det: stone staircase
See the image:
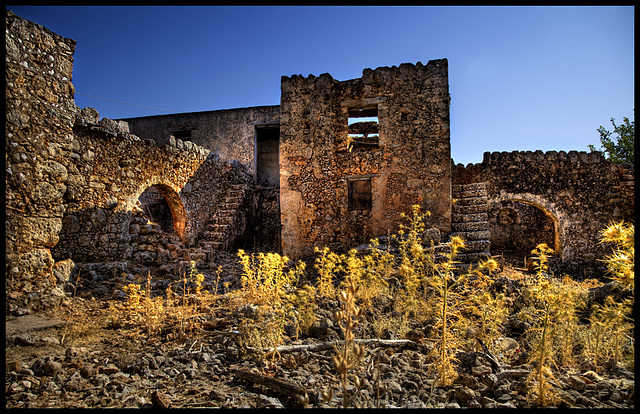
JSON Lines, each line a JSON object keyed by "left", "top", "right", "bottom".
{"left": 449, "top": 182, "right": 492, "bottom": 267}
{"left": 198, "top": 183, "right": 249, "bottom": 253}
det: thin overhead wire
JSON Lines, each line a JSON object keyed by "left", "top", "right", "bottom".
{"left": 75, "top": 92, "right": 176, "bottom": 113}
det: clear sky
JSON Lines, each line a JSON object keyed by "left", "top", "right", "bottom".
{"left": 6, "top": 5, "right": 634, "bottom": 165}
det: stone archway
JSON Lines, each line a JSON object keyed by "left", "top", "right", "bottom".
{"left": 490, "top": 194, "right": 563, "bottom": 261}
{"left": 138, "top": 186, "right": 175, "bottom": 234}
{"left": 133, "top": 183, "right": 188, "bottom": 242}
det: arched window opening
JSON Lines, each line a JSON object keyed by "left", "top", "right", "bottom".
{"left": 490, "top": 200, "right": 558, "bottom": 265}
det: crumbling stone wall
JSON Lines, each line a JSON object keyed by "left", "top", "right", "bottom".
{"left": 49, "top": 107, "right": 212, "bottom": 263}
{"left": 51, "top": 111, "right": 257, "bottom": 265}
{"left": 280, "top": 60, "right": 451, "bottom": 259}
{"left": 453, "top": 151, "right": 635, "bottom": 275}
{"left": 121, "top": 105, "right": 281, "bottom": 177}
{"left": 5, "top": 11, "right": 251, "bottom": 312}
{"left": 5, "top": 10, "right": 78, "bottom": 312}
{"left": 488, "top": 200, "right": 556, "bottom": 261}
{"left": 7, "top": 9, "right": 634, "bottom": 314}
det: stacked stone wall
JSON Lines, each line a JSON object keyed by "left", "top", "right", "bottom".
{"left": 5, "top": 11, "right": 252, "bottom": 312}
{"left": 280, "top": 60, "right": 451, "bottom": 259}
{"left": 121, "top": 105, "right": 281, "bottom": 175}
{"left": 51, "top": 112, "right": 255, "bottom": 264}
{"left": 452, "top": 150, "right": 634, "bottom": 275}
{"left": 5, "top": 10, "right": 78, "bottom": 312}
{"left": 49, "top": 106, "right": 210, "bottom": 262}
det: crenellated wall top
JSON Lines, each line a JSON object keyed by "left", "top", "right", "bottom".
{"left": 481, "top": 150, "right": 607, "bottom": 166}
{"left": 281, "top": 59, "right": 448, "bottom": 85}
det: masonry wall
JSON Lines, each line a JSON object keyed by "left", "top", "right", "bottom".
{"left": 49, "top": 106, "right": 220, "bottom": 263}
{"left": 5, "top": 11, "right": 252, "bottom": 312}
{"left": 452, "top": 150, "right": 635, "bottom": 276}
{"left": 121, "top": 105, "right": 281, "bottom": 176}
{"left": 5, "top": 10, "right": 79, "bottom": 312}
{"left": 280, "top": 60, "right": 451, "bottom": 259}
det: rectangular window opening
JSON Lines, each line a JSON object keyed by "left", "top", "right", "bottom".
{"left": 168, "top": 125, "right": 196, "bottom": 142}
{"left": 348, "top": 106, "right": 379, "bottom": 151}
{"left": 173, "top": 130, "right": 192, "bottom": 141}
{"left": 348, "top": 178, "right": 372, "bottom": 211}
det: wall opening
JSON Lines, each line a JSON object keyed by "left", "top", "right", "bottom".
{"left": 347, "top": 105, "right": 379, "bottom": 151}
{"left": 136, "top": 184, "right": 188, "bottom": 240}
{"left": 348, "top": 178, "right": 372, "bottom": 211}
{"left": 255, "top": 126, "right": 280, "bottom": 187}
{"left": 489, "top": 199, "right": 559, "bottom": 264}
{"left": 138, "top": 186, "right": 174, "bottom": 234}
{"left": 168, "top": 124, "right": 196, "bottom": 141}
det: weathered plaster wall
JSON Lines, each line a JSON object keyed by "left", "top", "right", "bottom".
{"left": 120, "top": 105, "right": 280, "bottom": 176}
{"left": 453, "top": 150, "right": 635, "bottom": 275}
{"left": 280, "top": 60, "right": 451, "bottom": 259}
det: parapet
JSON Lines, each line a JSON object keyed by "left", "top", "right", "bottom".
{"left": 281, "top": 59, "right": 448, "bottom": 85}
{"left": 481, "top": 150, "right": 606, "bottom": 166}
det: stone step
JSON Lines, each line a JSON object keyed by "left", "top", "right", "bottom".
{"left": 203, "top": 231, "right": 225, "bottom": 241}
{"left": 217, "top": 209, "right": 239, "bottom": 215}
{"left": 212, "top": 216, "right": 235, "bottom": 225}
{"left": 220, "top": 196, "right": 241, "bottom": 203}
{"left": 222, "top": 202, "right": 242, "bottom": 210}
{"left": 207, "top": 222, "right": 229, "bottom": 232}
{"left": 452, "top": 203, "right": 487, "bottom": 214}
{"left": 460, "top": 240, "right": 491, "bottom": 252}
{"left": 452, "top": 188, "right": 488, "bottom": 199}
{"left": 204, "top": 241, "right": 224, "bottom": 250}
{"left": 451, "top": 212, "right": 488, "bottom": 223}
{"left": 449, "top": 230, "right": 491, "bottom": 241}
{"left": 454, "top": 252, "right": 492, "bottom": 263}
{"left": 453, "top": 196, "right": 488, "bottom": 206}
{"left": 452, "top": 182, "right": 486, "bottom": 192}
{"left": 199, "top": 241, "right": 219, "bottom": 250}
{"left": 451, "top": 221, "right": 490, "bottom": 232}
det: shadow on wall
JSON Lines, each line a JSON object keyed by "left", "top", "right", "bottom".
{"left": 50, "top": 206, "right": 183, "bottom": 265}
{"left": 489, "top": 199, "right": 557, "bottom": 264}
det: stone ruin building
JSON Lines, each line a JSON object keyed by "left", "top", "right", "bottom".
{"left": 5, "top": 10, "right": 635, "bottom": 314}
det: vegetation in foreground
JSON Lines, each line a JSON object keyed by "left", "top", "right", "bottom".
{"left": 103, "top": 207, "right": 633, "bottom": 408}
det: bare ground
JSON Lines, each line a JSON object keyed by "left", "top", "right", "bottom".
{"left": 5, "top": 256, "right": 635, "bottom": 409}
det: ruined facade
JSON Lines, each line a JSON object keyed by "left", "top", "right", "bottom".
{"left": 453, "top": 151, "right": 634, "bottom": 276}
{"left": 5, "top": 11, "right": 634, "bottom": 313}
{"left": 278, "top": 62, "right": 451, "bottom": 258}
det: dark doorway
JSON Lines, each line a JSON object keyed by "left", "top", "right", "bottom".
{"left": 348, "top": 178, "right": 373, "bottom": 211}
{"left": 252, "top": 126, "right": 282, "bottom": 253}
{"left": 256, "top": 127, "right": 280, "bottom": 187}
{"left": 138, "top": 185, "right": 174, "bottom": 234}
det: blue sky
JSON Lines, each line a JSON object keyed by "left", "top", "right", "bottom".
{"left": 6, "top": 5, "right": 634, "bottom": 165}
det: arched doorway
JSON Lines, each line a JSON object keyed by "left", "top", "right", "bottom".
{"left": 489, "top": 199, "right": 561, "bottom": 264}
{"left": 136, "top": 184, "right": 188, "bottom": 241}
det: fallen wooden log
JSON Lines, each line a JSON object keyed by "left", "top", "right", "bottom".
{"left": 232, "top": 368, "right": 311, "bottom": 404}
{"left": 476, "top": 338, "right": 503, "bottom": 372}
{"left": 247, "top": 338, "right": 420, "bottom": 355}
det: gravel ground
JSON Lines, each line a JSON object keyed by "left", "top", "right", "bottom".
{"left": 5, "top": 257, "right": 635, "bottom": 409}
